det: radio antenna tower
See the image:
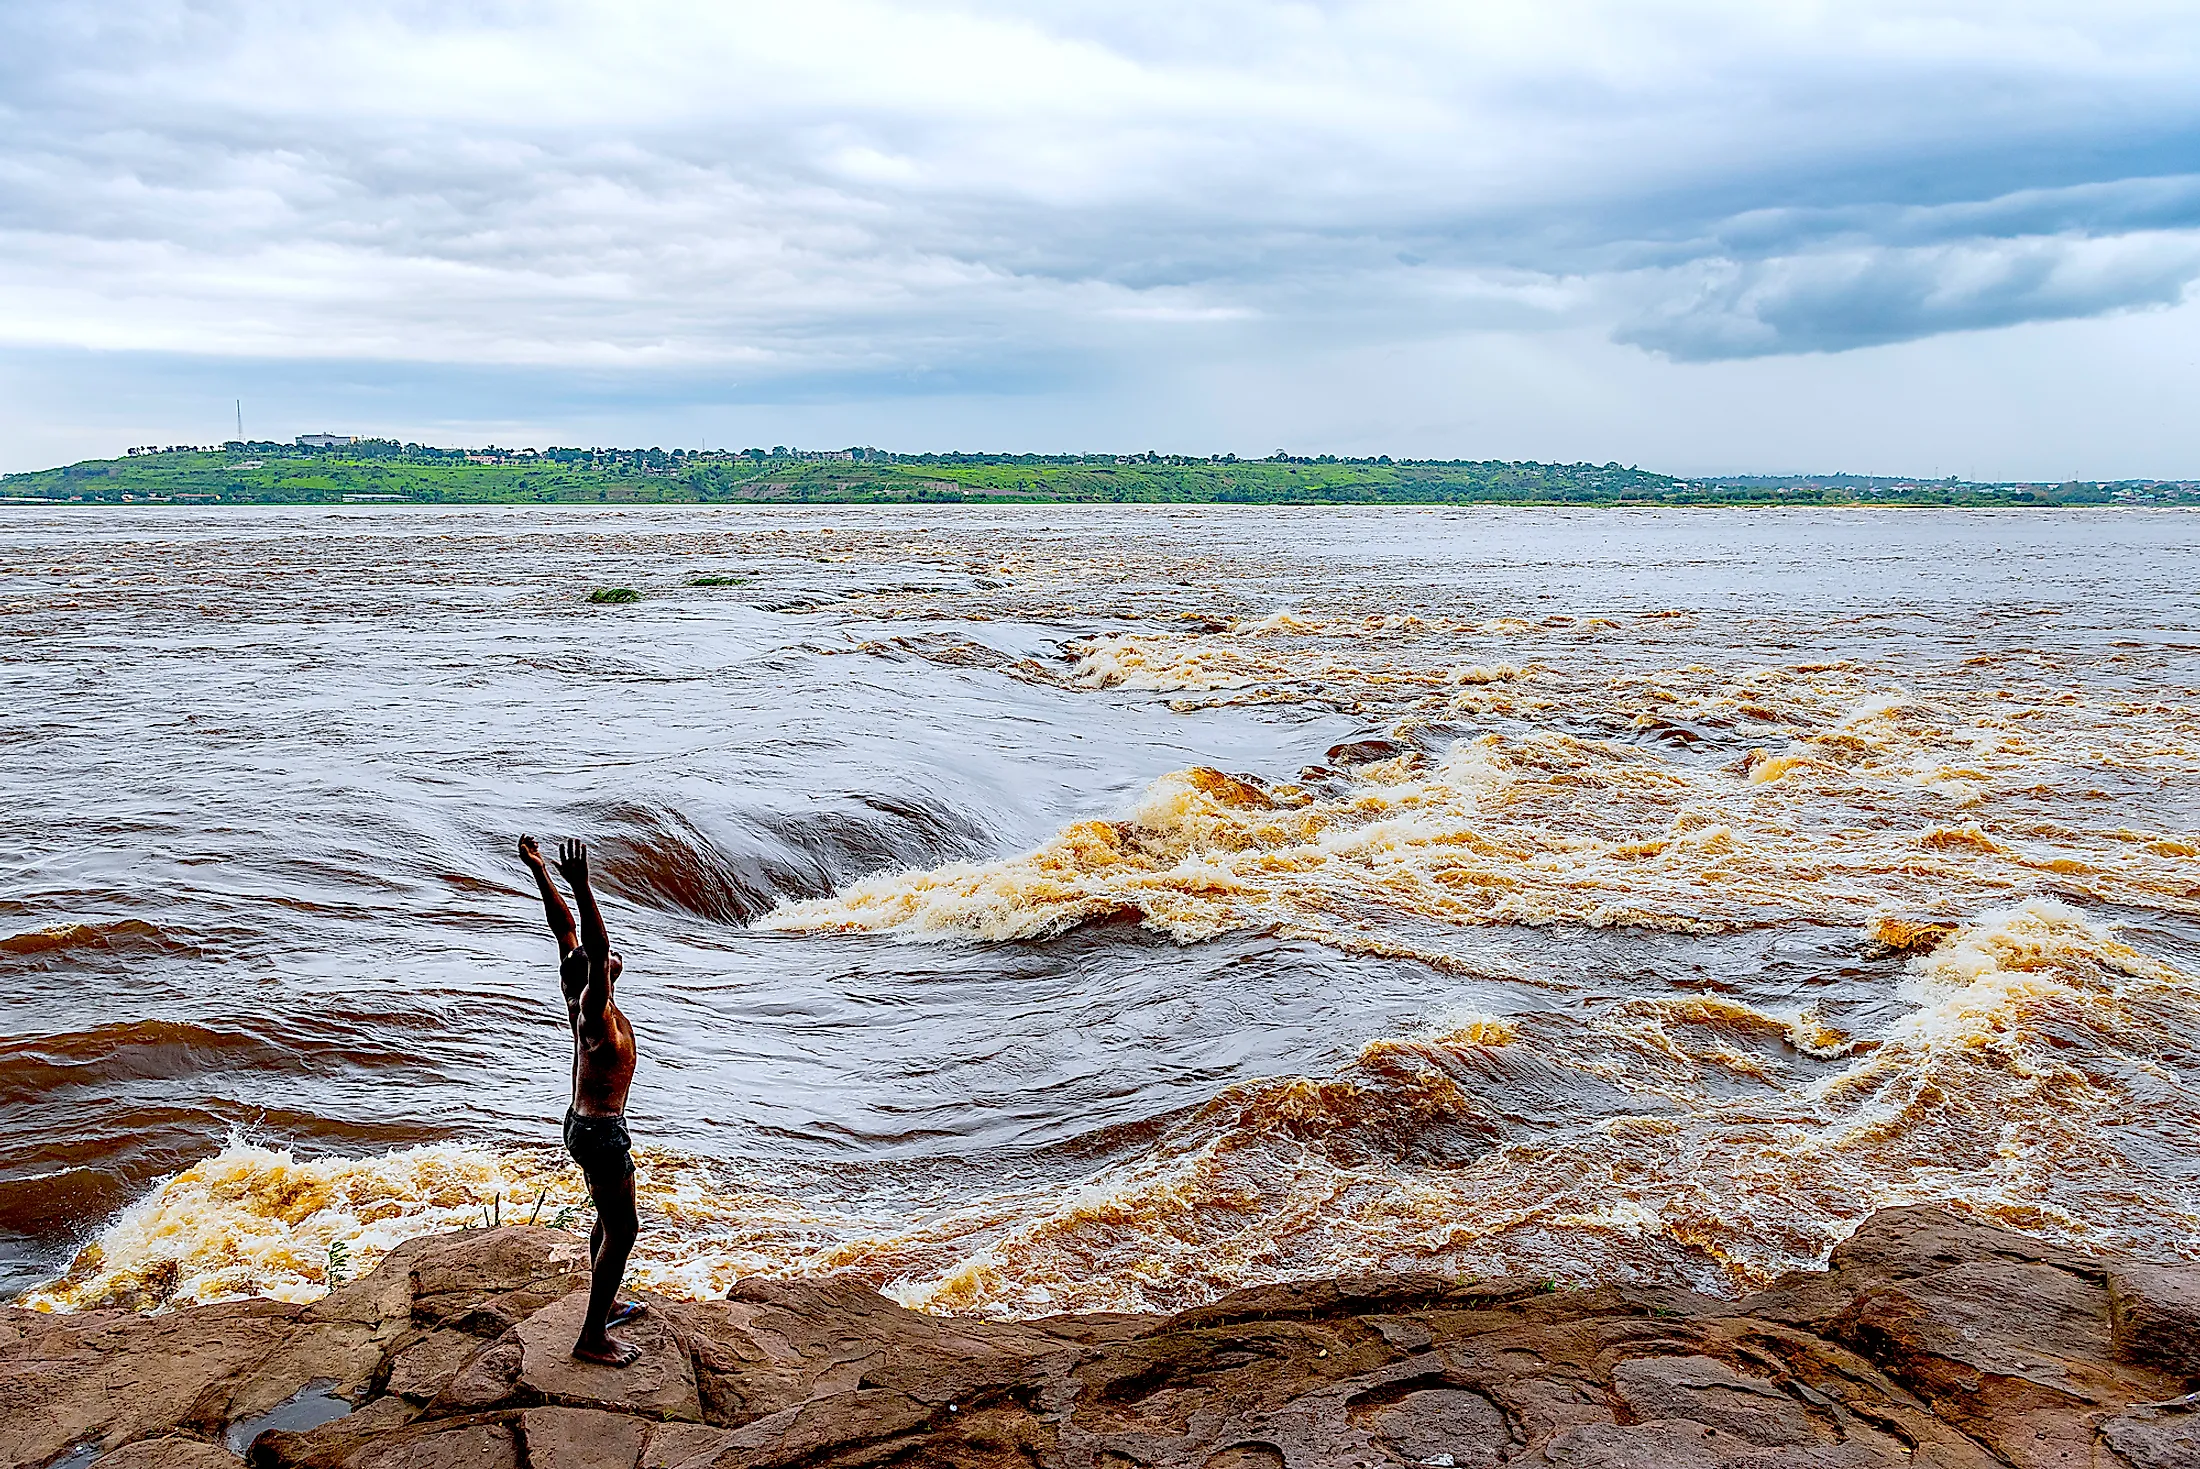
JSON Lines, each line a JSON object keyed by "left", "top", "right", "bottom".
{"left": 236, "top": 400, "right": 243, "bottom": 441}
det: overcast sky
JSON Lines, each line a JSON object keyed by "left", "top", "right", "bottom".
{"left": 4, "top": 1, "right": 2198, "bottom": 476}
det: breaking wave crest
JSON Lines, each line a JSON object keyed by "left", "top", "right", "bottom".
{"left": 593, "top": 794, "right": 987, "bottom": 925}
{"left": 763, "top": 702, "right": 2200, "bottom": 951}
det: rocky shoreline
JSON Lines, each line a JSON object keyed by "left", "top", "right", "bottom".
{"left": 2, "top": 1206, "right": 2194, "bottom": 1468}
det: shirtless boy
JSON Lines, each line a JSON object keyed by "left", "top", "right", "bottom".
{"left": 520, "top": 835, "right": 644, "bottom": 1367}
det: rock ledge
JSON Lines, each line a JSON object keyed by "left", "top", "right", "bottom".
{"left": 4, "top": 1207, "right": 2196, "bottom": 1468}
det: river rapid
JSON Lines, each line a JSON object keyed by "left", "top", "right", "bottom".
{"left": 4, "top": 504, "right": 2198, "bottom": 1317}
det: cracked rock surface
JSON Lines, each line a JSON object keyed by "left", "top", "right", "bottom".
{"left": 3, "top": 1207, "right": 2195, "bottom": 1468}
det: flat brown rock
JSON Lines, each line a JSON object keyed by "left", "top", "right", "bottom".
{"left": 96, "top": 1438, "right": 246, "bottom": 1469}
{"left": 641, "top": 1422, "right": 742, "bottom": 1467}
{"left": 1531, "top": 1418, "right": 1902, "bottom": 1466}
{"left": 1609, "top": 1355, "right": 1826, "bottom": 1448}
{"left": 2110, "top": 1262, "right": 2200, "bottom": 1380}
{"left": 405, "top": 1227, "right": 590, "bottom": 1337}
{"left": 351, "top": 1421, "right": 517, "bottom": 1469}
{"left": 1804, "top": 1246, "right": 2179, "bottom": 1466}
{"left": 677, "top": 1389, "right": 934, "bottom": 1469}
{"left": 2097, "top": 1394, "right": 2200, "bottom": 1469}
{"left": 514, "top": 1291, "right": 702, "bottom": 1421}
{"left": 304, "top": 1236, "right": 438, "bottom": 1330}
{"left": 1355, "top": 1385, "right": 1509, "bottom": 1468}
{"left": 382, "top": 1330, "right": 482, "bottom": 1403}
{"left": 426, "top": 1338, "right": 520, "bottom": 1413}
{"left": 221, "top": 1322, "right": 386, "bottom": 1421}
{"left": 521, "top": 1405, "right": 650, "bottom": 1469}
{"left": 245, "top": 1395, "right": 417, "bottom": 1468}
{"left": 0, "top": 1299, "right": 304, "bottom": 1466}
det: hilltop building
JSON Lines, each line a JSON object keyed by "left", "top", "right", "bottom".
{"left": 297, "top": 433, "right": 356, "bottom": 448}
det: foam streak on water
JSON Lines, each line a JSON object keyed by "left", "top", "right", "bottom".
{"left": 4, "top": 505, "right": 2198, "bottom": 1314}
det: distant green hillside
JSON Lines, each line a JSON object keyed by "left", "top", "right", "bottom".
{"left": 2, "top": 441, "right": 2190, "bottom": 507}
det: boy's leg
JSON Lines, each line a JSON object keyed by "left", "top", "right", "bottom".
{"left": 572, "top": 1162, "right": 641, "bottom": 1366}
{"left": 584, "top": 1210, "right": 643, "bottom": 1325}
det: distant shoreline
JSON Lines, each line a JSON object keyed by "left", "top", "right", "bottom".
{"left": 5, "top": 443, "right": 2192, "bottom": 510}
{"left": 3, "top": 493, "right": 2193, "bottom": 511}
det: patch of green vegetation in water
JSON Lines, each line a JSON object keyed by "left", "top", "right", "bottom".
{"left": 690, "top": 574, "right": 746, "bottom": 586}
{"left": 588, "top": 587, "right": 641, "bottom": 604}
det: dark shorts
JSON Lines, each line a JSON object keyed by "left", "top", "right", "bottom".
{"left": 563, "top": 1108, "right": 635, "bottom": 1180}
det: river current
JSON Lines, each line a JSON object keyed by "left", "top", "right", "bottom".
{"left": 4, "top": 504, "right": 2197, "bottom": 1316}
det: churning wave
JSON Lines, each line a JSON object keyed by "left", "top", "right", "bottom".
{"left": 591, "top": 792, "right": 988, "bottom": 925}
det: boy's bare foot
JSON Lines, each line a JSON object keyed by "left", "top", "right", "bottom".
{"left": 572, "top": 1333, "right": 641, "bottom": 1367}
{"left": 606, "top": 1299, "right": 647, "bottom": 1328}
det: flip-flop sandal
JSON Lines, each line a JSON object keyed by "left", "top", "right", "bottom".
{"left": 606, "top": 1299, "right": 648, "bottom": 1328}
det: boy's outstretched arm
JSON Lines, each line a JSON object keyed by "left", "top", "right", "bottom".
{"left": 520, "top": 835, "right": 578, "bottom": 952}
{"left": 557, "top": 838, "right": 610, "bottom": 966}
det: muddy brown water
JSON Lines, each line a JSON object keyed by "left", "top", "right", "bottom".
{"left": 3, "top": 504, "right": 2197, "bottom": 1315}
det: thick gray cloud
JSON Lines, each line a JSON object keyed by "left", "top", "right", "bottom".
{"left": 2, "top": 1, "right": 2198, "bottom": 464}
{"left": 1615, "top": 193, "right": 2200, "bottom": 358}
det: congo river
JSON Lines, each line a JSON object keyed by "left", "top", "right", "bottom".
{"left": 4, "top": 504, "right": 2198, "bottom": 1315}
